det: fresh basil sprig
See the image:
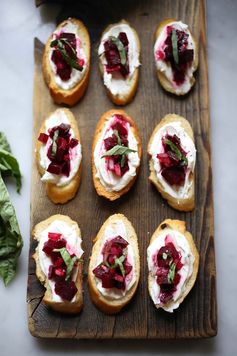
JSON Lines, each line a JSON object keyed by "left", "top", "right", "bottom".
{"left": 109, "top": 36, "right": 127, "bottom": 65}
{"left": 50, "top": 38, "right": 83, "bottom": 71}
{"left": 171, "top": 29, "right": 179, "bottom": 65}
{"left": 164, "top": 138, "right": 188, "bottom": 165}
{"left": 53, "top": 247, "right": 79, "bottom": 281}
{"left": 168, "top": 262, "right": 176, "bottom": 284}
{"left": 113, "top": 129, "right": 121, "bottom": 145}
{"left": 101, "top": 145, "right": 136, "bottom": 158}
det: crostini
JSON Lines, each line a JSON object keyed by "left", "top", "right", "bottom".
{"left": 147, "top": 219, "right": 199, "bottom": 313}
{"left": 88, "top": 214, "right": 140, "bottom": 314}
{"left": 33, "top": 214, "right": 83, "bottom": 314}
{"left": 98, "top": 20, "right": 140, "bottom": 105}
{"left": 92, "top": 109, "right": 142, "bottom": 201}
{"left": 154, "top": 19, "right": 198, "bottom": 95}
{"left": 148, "top": 114, "right": 196, "bottom": 211}
{"left": 36, "top": 108, "right": 82, "bottom": 204}
{"left": 43, "top": 18, "right": 90, "bottom": 106}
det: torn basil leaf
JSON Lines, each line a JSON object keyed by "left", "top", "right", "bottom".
{"left": 109, "top": 36, "right": 127, "bottom": 65}
{"left": 50, "top": 38, "right": 83, "bottom": 71}
{"left": 53, "top": 247, "right": 79, "bottom": 280}
{"left": 171, "top": 29, "right": 179, "bottom": 65}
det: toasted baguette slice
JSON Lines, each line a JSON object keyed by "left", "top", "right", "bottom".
{"left": 154, "top": 19, "right": 198, "bottom": 95}
{"left": 33, "top": 214, "right": 83, "bottom": 314}
{"left": 92, "top": 109, "right": 142, "bottom": 201}
{"left": 43, "top": 18, "right": 90, "bottom": 106}
{"left": 36, "top": 108, "right": 82, "bottom": 204}
{"left": 147, "top": 219, "right": 199, "bottom": 312}
{"left": 148, "top": 113, "right": 195, "bottom": 211}
{"left": 98, "top": 20, "right": 140, "bottom": 105}
{"left": 88, "top": 214, "right": 140, "bottom": 314}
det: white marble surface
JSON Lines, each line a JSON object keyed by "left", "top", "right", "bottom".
{"left": 0, "top": 0, "right": 236, "bottom": 355}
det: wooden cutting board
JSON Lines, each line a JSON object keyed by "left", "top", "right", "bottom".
{"left": 27, "top": 0, "right": 217, "bottom": 339}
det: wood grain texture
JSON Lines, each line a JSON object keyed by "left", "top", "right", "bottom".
{"left": 27, "top": 0, "right": 217, "bottom": 339}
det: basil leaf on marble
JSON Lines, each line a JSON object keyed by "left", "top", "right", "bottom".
{"left": 0, "top": 174, "right": 23, "bottom": 286}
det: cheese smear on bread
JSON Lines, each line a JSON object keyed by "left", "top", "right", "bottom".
{"left": 49, "top": 21, "right": 87, "bottom": 90}
{"left": 147, "top": 228, "right": 194, "bottom": 312}
{"left": 98, "top": 23, "right": 140, "bottom": 96}
{"left": 148, "top": 121, "right": 196, "bottom": 199}
{"left": 37, "top": 219, "right": 83, "bottom": 302}
{"left": 93, "top": 115, "right": 140, "bottom": 192}
{"left": 154, "top": 21, "right": 196, "bottom": 95}
{"left": 39, "top": 110, "right": 82, "bottom": 187}
{"left": 94, "top": 219, "right": 136, "bottom": 299}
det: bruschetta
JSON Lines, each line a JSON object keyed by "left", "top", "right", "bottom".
{"left": 33, "top": 214, "right": 83, "bottom": 314}
{"left": 92, "top": 109, "right": 142, "bottom": 200}
{"left": 148, "top": 113, "right": 196, "bottom": 211}
{"left": 147, "top": 219, "right": 199, "bottom": 312}
{"left": 36, "top": 108, "right": 82, "bottom": 204}
{"left": 43, "top": 17, "right": 90, "bottom": 106}
{"left": 98, "top": 20, "right": 140, "bottom": 105}
{"left": 154, "top": 19, "right": 198, "bottom": 95}
{"left": 88, "top": 214, "right": 140, "bottom": 314}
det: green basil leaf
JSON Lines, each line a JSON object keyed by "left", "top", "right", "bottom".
{"left": 51, "top": 38, "right": 83, "bottom": 71}
{"left": 0, "top": 174, "right": 23, "bottom": 286}
{"left": 53, "top": 247, "right": 78, "bottom": 280}
{"left": 114, "top": 255, "right": 125, "bottom": 277}
{"left": 164, "top": 139, "right": 188, "bottom": 166}
{"left": 109, "top": 36, "right": 127, "bottom": 65}
{"left": 0, "top": 149, "right": 22, "bottom": 193}
{"left": 101, "top": 144, "right": 136, "bottom": 158}
{"left": 51, "top": 130, "right": 59, "bottom": 157}
{"left": 120, "top": 155, "right": 126, "bottom": 168}
{"left": 0, "top": 132, "right": 11, "bottom": 153}
{"left": 168, "top": 262, "right": 176, "bottom": 284}
{"left": 171, "top": 29, "right": 179, "bottom": 65}
{"left": 113, "top": 129, "right": 121, "bottom": 145}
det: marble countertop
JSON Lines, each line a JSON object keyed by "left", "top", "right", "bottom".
{"left": 0, "top": 0, "right": 236, "bottom": 355}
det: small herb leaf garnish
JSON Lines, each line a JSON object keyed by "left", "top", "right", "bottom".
{"left": 53, "top": 247, "right": 79, "bottom": 281}
{"left": 101, "top": 145, "right": 136, "bottom": 158}
{"left": 109, "top": 36, "right": 127, "bottom": 65}
{"left": 168, "top": 262, "right": 176, "bottom": 284}
{"left": 50, "top": 38, "right": 83, "bottom": 71}
{"left": 113, "top": 129, "right": 121, "bottom": 145}
{"left": 114, "top": 255, "right": 126, "bottom": 277}
{"left": 120, "top": 154, "right": 126, "bottom": 168}
{"left": 171, "top": 29, "right": 179, "bottom": 65}
{"left": 51, "top": 130, "right": 59, "bottom": 157}
{"left": 164, "top": 139, "right": 188, "bottom": 165}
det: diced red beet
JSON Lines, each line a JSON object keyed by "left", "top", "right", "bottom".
{"left": 51, "top": 32, "right": 84, "bottom": 82}
{"left": 155, "top": 240, "right": 183, "bottom": 303}
{"left": 114, "top": 163, "right": 122, "bottom": 177}
{"left": 48, "top": 265, "right": 53, "bottom": 279}
{"left": 48, "top": 232, "right": 62, "bottom": 241}
{"left": 53, "top": 257, "right": 64, "bottom": 268}
{"left": 54, "top": 280, "right": 77, "bottom": 301}
{"left": 161, "top": 166, "right": 186, "bottom": 186}
{"left": 162, "top": 26, "right": 194, "bottom": 85}
{"left": 38, "top": 133, "right": 49, "bottom": 144}
{"left": 54, "top": 267, "right": 66, "bottom": 277}
{"left": 93, "top": 236, "right": 132, "bottom": 290}
{"left": 69, "top": 138, "right": 78, "bottom": 148}
{"left": 47, "top": 163, "right": 62, "bottom": 175}
{"left": 104, "top": 32, "right": 129, "bottom": 78}
{"left": 42, "top": 237, "right": 66, "bottom": 258}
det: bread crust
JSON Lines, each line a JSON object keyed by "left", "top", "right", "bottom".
{"left": 43, "top": 18, "right": 90, "bottom": 106}
{"left": 36, "top": 108, "right": 82, "bottom": 204}
{"left": 154, "top": 18, "right": 198, "bottom": 96}
{"left": 98, "top": 20, "right": 140, "bottom": 105}
{"left": 32, "top": 214, "right": 83, "bottom": 314}
{"left": 147, "top": 113, "right": 195, "bottom": 211}
{"left": 148, "top": 219, "right": 199, "bottom": 311}
{"left": 88, "top": 214, "right": 140, "bottom": 314}
{"left": 92, "top": 109, "right": 142, "bottom": 201}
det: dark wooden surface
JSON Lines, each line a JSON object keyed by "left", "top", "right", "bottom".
{"left": 27, "top": 0, "right": 217, "bottom": 339}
